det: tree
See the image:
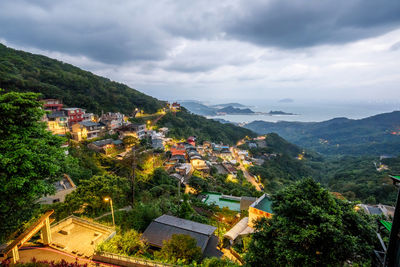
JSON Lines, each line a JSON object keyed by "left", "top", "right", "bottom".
{"left": 245, "top": 178, "right": 376, "bottom": 267}
{"left": 177, "top": 194, "right": 195, "bottom": 219}
{"left": 122, "top": 135, "right": 139, "bottom": 147}
{"left": 96, "top": 229, "right": 147, "bottom": 256}
{"left": 155, "top": 234, "right": 202, "bottom": 264}
{"left": 0, "top": 91, "right": 67, "bottom": 241}
{"left": 57, "top": 173, "right": 130, "bottom": 218}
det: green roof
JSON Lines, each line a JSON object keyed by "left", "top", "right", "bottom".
{"left": 203, "top": 192, "right": 240, "bottom": 211}
{"left": 250, "top": 194, "right": 273, "bottom": 214}
{"left": 390, "top": 175, "right": 400, "bottom": 181}
{"left": 255, "top": 197, "right": 273, "bottom": 214}
{"left": 380, "top": 220, "right": 392, "bottom": 231}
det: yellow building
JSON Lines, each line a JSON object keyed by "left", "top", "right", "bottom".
{"left": 248, "top": 194, "right": 273, "bottom": 228}
{"left": 71, "top": 121, "right": 106, "bottom": 141}
{"left": 46, "top": 111, "right": 69, "bottom": 135}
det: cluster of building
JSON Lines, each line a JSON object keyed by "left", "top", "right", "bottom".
{"left": 165, "top": 138, "right": 248, "bottom": 183}
{"left": 41, "top": 99, "right": 169, "bottom": 153}
{"left": 42, "top": 99, "right": 126, "bottom": 140}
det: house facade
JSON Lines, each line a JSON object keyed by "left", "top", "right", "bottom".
{"left": 71, "top": 121, "right": 106, "bottom": 141}
{"left": 42, "top": 99, "right": 63, "bottom": 111}
{"left": 63, "top": 108, "right": 85, "bottom": 126}
{"left": 100, "top": 112, "right": 125, "bottom": 132}
{"left": 46, "top": 111, "right": 69, "bottom": 135}
{"left": 116, "top": 123, "right": 146, "bottom": 139}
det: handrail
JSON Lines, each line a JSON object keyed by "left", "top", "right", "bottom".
{"left": 95, "top": 251, "right": 178, "bottom": 266}
{"left": 51, "top": 215, "right": 114, "bottom": 231}
{"left": 2, "top": 210, "right": 54, "bottom": 255}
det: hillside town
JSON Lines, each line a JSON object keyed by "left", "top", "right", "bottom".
{"left": 1, "top": 98, "right": 278, "bottom": 265}
{"left": 1, "top": 95, "right": 399, "bottom": 267}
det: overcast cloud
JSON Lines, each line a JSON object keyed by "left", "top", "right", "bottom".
{"left": 0, "top": 0, "right": 400, "bottom": 102}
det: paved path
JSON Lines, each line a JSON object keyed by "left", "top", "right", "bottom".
{"left": 94, "top": 206, "right": 132, "bottom": 220}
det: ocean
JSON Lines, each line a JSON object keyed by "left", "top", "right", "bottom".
{"left": 206, "top": 100, "right": 400, "bottom": 124}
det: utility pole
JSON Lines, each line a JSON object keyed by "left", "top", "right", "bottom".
{"left": 178, "top": 179, "right": 181, "bottom": 197}
{"left": 131, "top": 146, "right": 137, "bottom": 205}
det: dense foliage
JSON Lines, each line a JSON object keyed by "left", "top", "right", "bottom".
{"left": 245, "top": 112, "right": 400, "bottom": 156}
{"left": 155, "top": 234, "right": 202, "bottom": 264}
{"left": 0, "top": 44, "right": 164, "bottom": 114}
{"left": 0, "top": 91, "right": 66, "bottom": 242}
{"left": 54, "top": 173, "right": 130, "bottom": 219}
{"left": 97, "top": 229, "right": 147, "bottom": 257}
{"left": 242, "top": 134, "right": 399, "bottom": 205}
{"left": 158, "top": 109, "right": 256, "bottom": 145}
{"left": 239, "top": 134, "right": 317, "bottom": 193}
{"left": 245, "top": 178, "right": 376, "bottom": 267}
{"left": 318, "top": 156, "right": 400, "bottom": 205}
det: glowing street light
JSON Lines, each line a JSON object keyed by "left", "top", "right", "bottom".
{"left": 104, "top": 197, "right": 115, "bottom": 227}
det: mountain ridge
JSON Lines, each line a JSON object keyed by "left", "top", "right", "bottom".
{"left": 244, "top": 111, "right": 400, "bottom": 155}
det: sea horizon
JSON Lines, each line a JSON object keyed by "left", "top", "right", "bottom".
{"left": 203, "top": 100, "right": 400, "bottom": 124}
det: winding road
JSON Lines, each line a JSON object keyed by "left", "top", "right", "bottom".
{"left": 230, "top": 147, "right": 262, "bottom": 191}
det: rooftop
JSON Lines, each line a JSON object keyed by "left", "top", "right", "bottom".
{"left": 203, "top": 192, "right": 241, "bottom": 211}
{"left": 47, "top": 111, "right": 67, "bottom": 119}
{"left": 79, "top": 121, "right": 102, "bottom": 127}
{"left": 63, "top": 107, "right": 82, "bottom": 111}
{"left": 142, "top": 215, "right": 217, "bottom": 252}
{"left": 251, "top": 194, "right": 273, "bottom": 214}
{"left": 155, "top": 215, "right": 216, "bottom": 236}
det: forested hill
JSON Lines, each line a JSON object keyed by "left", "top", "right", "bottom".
{"left": 0, "top": 43, "right": 163, "bottom": 114}
{"left": 244, "top": 111, "right": 400, "bottom": 156}
{"left": 0, "top": 43, "right": 255, "bottom": 144}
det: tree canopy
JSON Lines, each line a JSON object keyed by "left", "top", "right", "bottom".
{"left": 245, "top": 178, "right": 376, "bottom": 267}
{"left": 0, "top": 91, "right": 67, "bottom": 241}
{"left": 155, "top": 234, "right": 202, "bottom": 264}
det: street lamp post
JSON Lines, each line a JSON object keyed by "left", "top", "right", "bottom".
{"left": 104, "top": 197, "right": 115, "bottom": 227}
{"left": 215, "top": 216, "right": 225, "bottom": 249}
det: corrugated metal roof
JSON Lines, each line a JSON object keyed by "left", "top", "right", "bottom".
{"left": 142, "top": 221, "right": 211, "bottom": 252}
{"left": 155, "top": 215, "right": 216, "bottom": 236}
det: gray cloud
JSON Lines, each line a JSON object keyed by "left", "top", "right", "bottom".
{"left": 2, "top": 0, "right": 400, "bottom": 67}
{"left": 224, "top": 0, "right": 400, "bottom": 49}
{"left": 390, "top": 41, "right": 400, "bottom": 51}
{"left": 0, "top": 0, "right": 172, "bottom": 64}
{"left": 0, "top": 0, "right": 400, "bottom": 104}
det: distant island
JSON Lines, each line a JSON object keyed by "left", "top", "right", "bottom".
{"left": 211, "top": 102, "right": 247, "bottom": 109}
{"left": 179, "top": 101, "right": 253, "bottom": 116}
{"left": 217, "top": 106, "right": 255, "bottom": 115}
{"left": 278, "top": 98, "right": 294, "bottom": 103}
{"left": 268, "top": 110, "right": 296, "bottom": 115}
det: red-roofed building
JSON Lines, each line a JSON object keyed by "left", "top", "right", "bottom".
{"left": 42, "top": 99, "right": 63, "bottom": 111}
{"left": 187, "top": 136, "right": 196, "bottom": 146}
{"left": 171, "top": 145, "right": 186, "bottom": 156}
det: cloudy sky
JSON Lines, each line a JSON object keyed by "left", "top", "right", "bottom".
{"left": 1, "top": 0, "right": 400, "bottom": 103}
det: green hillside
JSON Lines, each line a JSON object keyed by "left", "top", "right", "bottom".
{"left": 0, "top": 43, "right": 255, "bottom": 144}
{"left": 158, "top": 109, "right": 255, "bottom": 145}
{"left": 245, "top": 112, "right": 400, "bottom": 156}
{"left": 0, "top": 43, "right": 164, "bottom": 114}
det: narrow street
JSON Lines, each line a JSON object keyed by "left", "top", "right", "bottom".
{"left": 230, "top": 147, "right": 262, "bottom": 191}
